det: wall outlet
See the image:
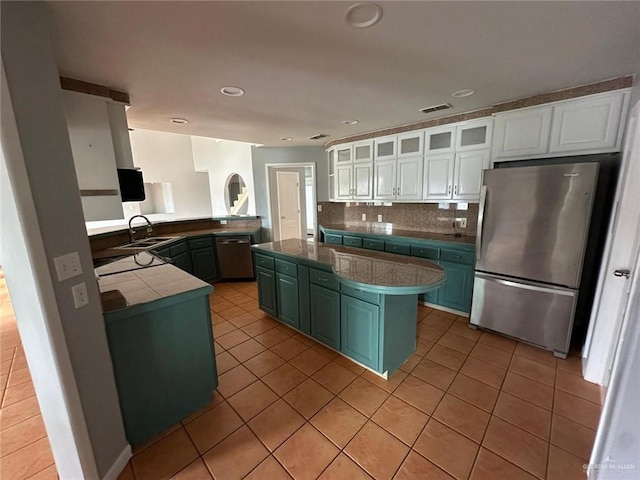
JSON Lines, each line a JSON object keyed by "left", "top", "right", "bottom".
{"left": 219, "top": 219, "right": 228, "bottom": 225}
{"left": 317, "top": 204, "right": 323, "bottom": 212}
{"left": 455, "top": 218, "right": 468, "bottom": 228}
{"left": 362, "top": 213, "right": 367, "bottom": 221}
{"left": 377, "top": 214, "right": 383, "bottom": 222}
{"left": 71, "top": 282, "right": 89, "bottom": 309}
{"left": 53, "top": 251, "right": 83, "bottom": 281}
{"left": 438, "top": 202, "right": 450, "bottom": 210}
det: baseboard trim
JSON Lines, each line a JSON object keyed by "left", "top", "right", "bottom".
{"left": 420, "top": 301, "right": 469, "bottom": 318}
{"left": 102, "top": 444, "right": 132, "bottom": 480}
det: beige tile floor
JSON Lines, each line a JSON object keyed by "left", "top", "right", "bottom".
{"left": 0, "top": 275, "right": 605, "bottom": 480}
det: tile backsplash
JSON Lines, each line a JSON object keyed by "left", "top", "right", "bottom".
{"left": 317, "top": 202, "right": 479, "bottom": 235}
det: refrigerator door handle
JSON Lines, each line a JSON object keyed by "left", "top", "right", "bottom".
{"left": 476, "top": 185, "right": 487, "bottom": 263}
{"left": 475, "top": 272, "right": 576, "bottom": 296}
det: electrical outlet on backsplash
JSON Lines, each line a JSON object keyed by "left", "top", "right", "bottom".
{"left": 316, "top": 202, "right": 479, "bottom": 235}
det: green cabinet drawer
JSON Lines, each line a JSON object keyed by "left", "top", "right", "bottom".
{"left": 188, "top": 236, "right": 214, "bottom": 250}
{"left": 341, "top": 295, "right": 380, "bottom": 371}
{"left": 410, "top": 245, "right": 440, "bottom": 260}
{"left": 340, "top": 285, "right": 380, "bottom": 305}
{"left": 363, "top": 238, "right": 385, "bottom": 251}
{"left": 275, "top": 258, "right": 298, "bottom": 278}
{"left": 343, "top": 235, "right": 363, "bottom": 248}
{"left": 309, "top": 268, "right": 339, "bottom": 291}
{"left": 385, "top": 241, "right": 411, "bottom": 256}
{"left": 256, "top": 267, "right": 277, "bottom": 317}
{"left": 255, "top": 253, "right": 275, "bottom": 270}
{"left": 276, "top": 273, "right": 299, "bottom": 328}
{"left": 310, "top": 284, "right": 340, "bottom": 350}
{"left": 169, "top": 241, "right": 188, "bottom": 257}
{"left": 324, "top": 233, "right": 343, "bottom": 245}
{"left": 441, "top": 248, "right": 474, "bottom": 265}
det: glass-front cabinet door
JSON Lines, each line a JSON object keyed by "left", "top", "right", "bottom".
{"left": 455, "top": 118, "right": 493, "bottom": 152}
{"left": 352, "top": 141, "right": 373, "bottom": 163}
{"left": 425, "top": 126, "right": 456, "bottom": 154}
{"left": 374, "top": 136, "right": 397, "bottom": 161}
{"left": 398, "top": 131, "right": 424, "bottom": 158}
{"left": 336, "top": 144, "right": 353, "bottom": 163}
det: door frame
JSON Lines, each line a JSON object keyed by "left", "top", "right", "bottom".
{"left": 265, "top": 162, "right": 317, "bottom": 241}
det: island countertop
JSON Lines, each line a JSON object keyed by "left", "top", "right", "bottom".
{"left": 252, "top": 238, "right": 445, "bottom": 295}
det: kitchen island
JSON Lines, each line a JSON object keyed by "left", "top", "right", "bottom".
{"left": 252, "top": 239, "right": 445, "bottom": 376}
{"left": 96, "top": 253, "right": 217, "bottom": 446}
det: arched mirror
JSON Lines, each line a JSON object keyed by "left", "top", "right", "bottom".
{"left": 224, "top": 173, "right": 249, "bottom": 215}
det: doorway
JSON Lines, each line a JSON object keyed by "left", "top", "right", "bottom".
{"left": 266, "top": 163, "right": 317, "bottom": 242}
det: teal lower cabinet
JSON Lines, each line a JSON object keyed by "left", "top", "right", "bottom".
{"left": 256, "top": 267, "right": 278, "bottom": 317}
{"left": 341, "top": 295, "right": 379, "bottom": 370}
{"left": 190, "top": 247, "right": 218, "bottom": 283}
{"left": 438, "top": 261, "right": 474, "bottom": 312}
{"left": 276, "top": 273, "right": 300, "bottom": 329}
{"left": 310, "top": 284, "right": 341, "bottom": 350}
{"left": 104, "top": 290, "right": 217, "bottom": 446}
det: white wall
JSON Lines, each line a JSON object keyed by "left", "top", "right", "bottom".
{"left": 191, "top": 136, "right": 255, "bottom": 216}
{"left": 128, "top": 129, "right": 212, "bottom": 220}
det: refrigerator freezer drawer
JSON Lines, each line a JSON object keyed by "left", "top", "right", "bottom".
{"left": 470, "top": 273, "right": 578, "bottom": 356}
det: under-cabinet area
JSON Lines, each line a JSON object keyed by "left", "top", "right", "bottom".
{"left": 252, "top": 239, "right": 445, "bottom": 376}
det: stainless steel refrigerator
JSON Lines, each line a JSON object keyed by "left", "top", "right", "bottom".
{"left": 470, "top": 162, "right": 600, "bottom": 358}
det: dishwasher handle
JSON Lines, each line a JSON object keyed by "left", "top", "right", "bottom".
{"left": 217, "top": 239, "right": 250, "bottom": 245}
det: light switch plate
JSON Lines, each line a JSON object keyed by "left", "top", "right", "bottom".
{"left": 317, "top": 204, "right": 323, "bottom": 212}
{"left": 53, "top": 252, "right": 83, "bottom": 281}
{"left": 71, "top": 282, "right": 89, "bottom": 308}
{"left": 220, "top": 220, "right": 228, "bottom": 225}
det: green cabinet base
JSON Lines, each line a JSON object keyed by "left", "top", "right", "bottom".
{"left": 105, "top": 294, "right": 217, "bottom": 446}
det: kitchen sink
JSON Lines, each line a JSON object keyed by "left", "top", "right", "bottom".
{"left": 115, "top": 236, "right": 182, "bottom": 250}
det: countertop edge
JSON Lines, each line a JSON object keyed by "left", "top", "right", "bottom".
{"left": 319, "top": 224, "right": 476, "bottom": 248}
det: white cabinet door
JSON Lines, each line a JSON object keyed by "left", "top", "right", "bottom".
{"left": 425, "top": 125, "right": 456, "bottom": 154}
{"left": 335, "top": 144, "right": 353, "bottom": 164}
{"left": 493, "top": 106, "right": 553, "bottom": 159}
{"left": 456, "top": 118, "right": 493, "bottom": 152}
{"left": 397, "top": 156, "right": 424, "bottom": 200}
{"left": 423, "top": 154, "right": 455, "bottom": 200}
{"left": 353, "top": 141, "right": 374, "bottom": 163}
{"left": 374, "top": 136, "right": 397, "bottom": 161}
{"left": 374, "top": 159, "right": 397, "bottom": 200}
{"left": 398, "top": 131, "right": 424, "bottom": 158}
{"left": 336, "top": 165, "right": 353, "bottom": 200}
{"left": 549, "top": 92, "right": 626, "bottom": 154}
{"left": 453, "top": 150, "right": 490, "bottom": 201}
{"left": 353, "top": 163, "right": 373, "bottom": 200}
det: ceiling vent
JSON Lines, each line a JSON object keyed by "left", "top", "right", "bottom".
{"left": 419, "top": 103, "right": 452, "bottom": 114}
{"left": 308, "top": 133, "right": 329, "bottom": 140}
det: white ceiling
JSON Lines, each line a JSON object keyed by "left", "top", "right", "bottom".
{"left": 45, "top": 1, "right": 640, "bottom": 147}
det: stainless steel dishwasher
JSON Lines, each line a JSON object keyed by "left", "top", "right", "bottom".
{"left": 215, "top": 236, "right": 255, "bottom": 279}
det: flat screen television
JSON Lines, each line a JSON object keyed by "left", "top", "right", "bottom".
{"left": 117, "top": 168, "right": 145, "bottom": 202}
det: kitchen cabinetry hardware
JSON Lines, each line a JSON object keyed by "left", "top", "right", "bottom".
{"left": 613, "top": 269, "right": 630, "bottom": 278}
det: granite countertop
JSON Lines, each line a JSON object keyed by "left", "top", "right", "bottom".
{"left": 253, "top": 238, "right": 445, "bottom": 294}
{"left": 93, "top": 226, "right": 260, "bottom": 260}
{"left": 96, "top": 254, "right": 211, "bottom": 313}
{"left": 320, "top": 223, "right": 476, "bottom": 245}
{"left": 87, "top": 216, "right": 259, "bottom": 236}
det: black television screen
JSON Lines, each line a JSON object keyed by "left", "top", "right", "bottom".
{"left": 117, "top": 169, "right": 145, "bottom": 202}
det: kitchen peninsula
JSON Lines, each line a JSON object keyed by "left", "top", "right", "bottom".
{"left": 252, "top": 238, "right": 445, "bottom": 376}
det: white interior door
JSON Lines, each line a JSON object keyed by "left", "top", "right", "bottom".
{"left": 583, "top": 101, "right": 640, "bottom": 385}
{"left": 276, "top": 171, "right": 302, "bottom": 241}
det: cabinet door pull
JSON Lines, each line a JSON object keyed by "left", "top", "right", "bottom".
{"left": 447, "top": 185, "right": 452, "bottom": 195}
{"left": 319, "top": 277, "right": 328, "bottom": 282}
{"left": 454, "top": 185, "right": 458, "bottom": 195}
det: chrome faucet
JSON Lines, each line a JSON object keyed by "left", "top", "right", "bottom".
{"left": 128, "top": 215, "right": 152, "bottom": 242}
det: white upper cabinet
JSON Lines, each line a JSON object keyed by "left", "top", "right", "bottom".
{"left": 492, "top": 106, "right": 553, "bottom": 159}
{"left": 352, "top": 140, "right": 374, "bottom": 163}
{"left": 398, "top": 131, "right": 424, "bottom": 158}
{"left": 327, "top": 148, "right": 336, "bottom": 201}
{"left": 425, "top": 125, "right": 456, "bottom": 154}
{"left": 374, "top": 135, "right": 397, "bottom": 160}
{"left": 396, "top": 156, "right": 424, "bottom": 200}
{"left": 453, "top": 150, "right": 490, "bottom": 200}
{"left": 549, "top": 92, "right": 626, "bottom": 153}
{"left": 373, "top": 159, "right": 396, "bottom": 200}
{"left": 333, "top": 142, "right": 373, "bottom": 201}
{"left": 492, "top": 90, "right": 629, "bottom": 162}
{"left": 423, "top": 154, "right": 455, "bottom": 200}
{"left": 455, "top": 118, "right": 493, "bottom": 151}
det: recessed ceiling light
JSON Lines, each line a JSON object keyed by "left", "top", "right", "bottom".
{"left": 345, "top": 3, "right": 383, "bottom": 28}
{"left": 170, "top": 118, "right": 189, "bottom": 124}
{"left": 452, "top": 89, "right": 475, "bottom": 98}
{"left": 220, "top": 86, "right": 245, "bottom": 97}
{"left": 343, "top": 119, "right": 359, "bottom": 125}
{"left": 280, "top": 137, "right": 293, "bottom": 141}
